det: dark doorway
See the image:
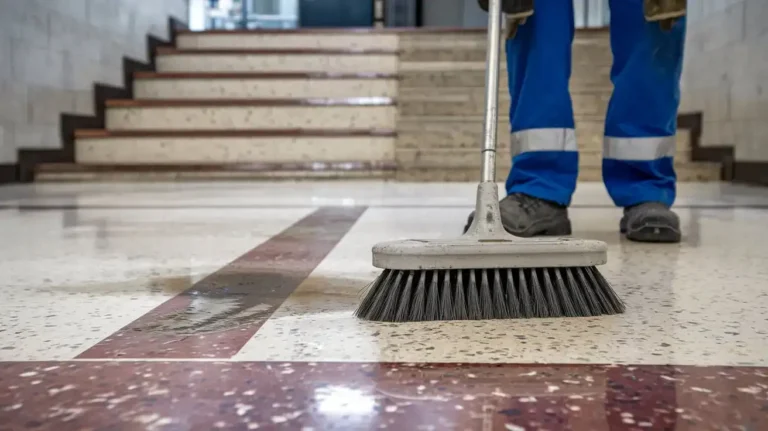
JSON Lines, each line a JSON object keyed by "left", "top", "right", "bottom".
{"left": 299, "top": 0, "right": 374, "bottom": 27}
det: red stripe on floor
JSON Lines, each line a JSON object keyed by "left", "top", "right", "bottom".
{"left": 77, "top": 207, "right": 365, "bottom": 359}
{"left": 1, "top": 361, "right": 766, "bottom": 430}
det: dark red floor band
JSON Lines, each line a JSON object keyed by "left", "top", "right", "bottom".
{"left": 1, "top": 362, "right": 765, "bottom": 430}
{"left": 77, "top": 207, "right": 366, "bottom": 359}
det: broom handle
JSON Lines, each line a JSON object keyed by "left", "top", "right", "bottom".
{"left": 480, "top": 0, "right": 503, "bottom": 182}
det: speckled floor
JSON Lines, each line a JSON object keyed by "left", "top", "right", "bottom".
{"left": 0, "top": 181, "right": 767, "bottom": 430}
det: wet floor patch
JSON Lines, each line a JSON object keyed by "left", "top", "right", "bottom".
{"left": 76, "top": 207, "right": 366, "bottom": 359}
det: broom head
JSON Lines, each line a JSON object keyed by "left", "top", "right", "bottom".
{"left": 355, "top": 183, "right": 626, "bottom": 322}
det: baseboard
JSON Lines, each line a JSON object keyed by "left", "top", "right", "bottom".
{"left": 677, "top": 112, "right": 735, "bottom": 181}
{"left": 733, "top": 162, "right": 768, "bottom": 186}
{"left": 10, "top": 16, "right": 188, "bottom": 183}
{"left": 0, "top": 164, "right": 16, "bottom": 184}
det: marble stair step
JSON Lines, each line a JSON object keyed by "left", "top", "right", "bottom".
{"left": 156, "top": 47, "right": 399, "bottom": 74}
{"left": 396, "top": 125, "right": 691, "bottom": 152}
{"left": 397, "top": 163, "right": 722, "bottom": 182}
{"left": 104, "top": 98, "right": 397, "bottom": 131}
{"left": 176, "top": 30, "right": 399, "bottom": 51}
{"left": 398, "top": 67, "right": 612, "bottom": 90}
{"left": 399, "top": 71, "right": 613, "bottom": 95}
{"left": 398, "top": 92, "right": 611, "bottom": 117}
{"left": 396, "top": 148, "right": 695, "bottom": 169}
{"left": 396, "top": 86, "right": 612, "bottom": 101}
{"left": 175, "top": 27, "right": 607, "bottom": 51}
{"left": 34, "top": 162, "right": 396, "bottom": 182}
{"left": 134, "top": 72, "right": 399, "bottom": 99}
{"left": 399, "top": 28, "right": 609, "bottom": 49}
{"left": 400, "top": 46, "right": 611, "bottom": 67}
{"left": 74, "top": 129, "right": 396, "bottom": 165}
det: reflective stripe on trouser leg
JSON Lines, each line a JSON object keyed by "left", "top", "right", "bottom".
{"left": 504, "top": 0, "right": 577, "bottom": 206}
{"left": 602, "top": 136, "right": 677, "bottom": 208}
{"left": 506, "top": 128, "right": 579, "bottom": 206}
{"left": 604, "top": 0, "right": 685, "bottom": 208}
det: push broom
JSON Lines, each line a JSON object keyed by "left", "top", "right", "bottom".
{"left": 356, "top": 0, "right": 625, "bottom": 322}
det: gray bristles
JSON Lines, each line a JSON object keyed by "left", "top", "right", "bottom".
{"left": 408, "top": 271, "right": 426, "bottom": 321}
{"left": 529, "top": 269, "right": 548, "bottom": 318}
{"left": 541, "top": 269, "right": 562, "bottom": 317}
{"left": 425, "top": 271, "right": 440, "bottom": 320}
{"left": 518, "top": 269, "right": 534, "bottom": 318}
{"left": 479, "top": 270, "right": 494, "bottom": 319}
{"left": 466, "top": 271, "right": 481, "bottom": 319}
{"left": 439, "top": 273, "right": 453, "bottom": 320}
{"left": 394, "top": 271, "right": 414, "bottom": 321}
{"left": 491, "top": 270, "right": 509, "bottom": 318}
{"left": 505, "top": 269, "right": 521, "bottom": 318}
{"left": 355, "top": 266, "right": 625, "bottom": 322}
{"left": 453, "top": 272, "right": 468, "bottom": 320}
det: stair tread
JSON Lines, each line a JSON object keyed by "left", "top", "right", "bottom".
{"left": 157, "top": 47, "right": 400, "bottom": 56}
{"left": 176, "top": 27, "right": 608, "bottom": 35}
{"left": 75, "top": 129, "right": 397, "bottom": 139}
{"left": 105, "top": 98, "right": 396, "bottom": 108}
{"left": 36, "top": 162, "right": 397, "bottom": 173}
{"left": 135, "top": 72, "right": 400, "bottom": 80}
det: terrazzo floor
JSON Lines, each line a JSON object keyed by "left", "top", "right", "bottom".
{"left": 1, "top": 181, "right": 767, "bottom": 430}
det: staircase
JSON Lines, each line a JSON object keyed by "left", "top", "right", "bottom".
{"left": 36, "top": 28, "right": 721, "bottom": 182}
{"left": 38, "top": 31, "right": 401, "bottom": 181}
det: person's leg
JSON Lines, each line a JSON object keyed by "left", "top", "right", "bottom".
{"left": 504, "top": 0, "right": 577, "bottom": 207}
{"left": 465, "top": 0, "right": 576, "bottom": 237}
{"left": 604, "top": 0, "right": 685, "bottom": 242}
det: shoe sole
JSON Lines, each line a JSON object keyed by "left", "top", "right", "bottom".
{"left": 464, "top": 218, "right": 572, "bottom": 237}
{"left": 645, "top": 10, "right": 686, "bottom": 21}
{"left": 527, "top": 219, "right": 572, "bottom": 236}
{"left": 508, "top": 10, "right": 534, "bottom": 20}
{"left": 626, "top": 223, "right": 681, "bottom": 243}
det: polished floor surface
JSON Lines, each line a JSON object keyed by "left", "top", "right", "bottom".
{"left": 1, "top": 181, "right": 767, "bottom": 430}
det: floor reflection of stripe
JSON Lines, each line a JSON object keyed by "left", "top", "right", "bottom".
{"left": 76, "top": 206, "right": 366, "bottom": 359}
{"left": 0, "top": 362, "right": 765, "bottom": 430}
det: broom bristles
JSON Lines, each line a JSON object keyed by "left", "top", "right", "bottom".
{"left": 355, "top": 266, "right": 625, "bottom": 322}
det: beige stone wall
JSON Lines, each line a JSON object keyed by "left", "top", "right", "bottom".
{"left": 0, "top": 0, "right": 188, "bottom": 163}
{"left": 680, "top": 0, "right": 768, "bottom": 161}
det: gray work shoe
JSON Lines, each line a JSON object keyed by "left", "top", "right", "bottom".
{"left": 620, "top": 202, "right": 681, "bottom": 243}
{"left": 464, "top": 192, "right": 572, "bottom": 237}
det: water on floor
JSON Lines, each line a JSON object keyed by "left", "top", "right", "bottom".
{"left": 1, "top": 181, "right": 767, "bottom": 430}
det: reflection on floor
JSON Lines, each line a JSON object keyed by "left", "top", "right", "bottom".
{"left": 0, "top": 181, "right": 766, "bottom": 429}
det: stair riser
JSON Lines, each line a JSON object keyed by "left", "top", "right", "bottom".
{"left": 173, "top": 32, "right": 608, "bottom": 53}
{"left": 37, "top": 170, "right": 394, "bottom": 182}
{"left": 177, "top": 33, "right": 400, "bottom": 51}
{"left": 398, "top": 31, "right": 609, "bottom": 50}
{"left": 135, "top": 79, "right": 398, "bottom": 99}
{"left": 397, "top": 166, "right": 721, "bottom": 182}
{"left": 396, "top": 126, "right": 690, "bottom": 151}
{"left": 400, "top": 45, "right": 611, "bottom": 65}
{"left": 398, "top": 93, "right": 611, "bottom": 117}
{"left": 105, "top": 106, "right": 397, "bottom": 131}
{"left": 396, "top": 87, "right": 610, "bottom": 100}
{"left": 396, "top": 150, "right": 694, "bottom": 169}
{"left": 398, "top": 69, "right": 611, "bottom": 89}
{"left": 396, "top": 140, "right": 690, "bottom": 153}
{"left": 39, "top": 167, "right": 717, "bottom": 183}
{"left": 157, "top": 55, "right": 399, "bottom": 74}
{"left": 76, "top": 137, "right": 395, "bottom": 164}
